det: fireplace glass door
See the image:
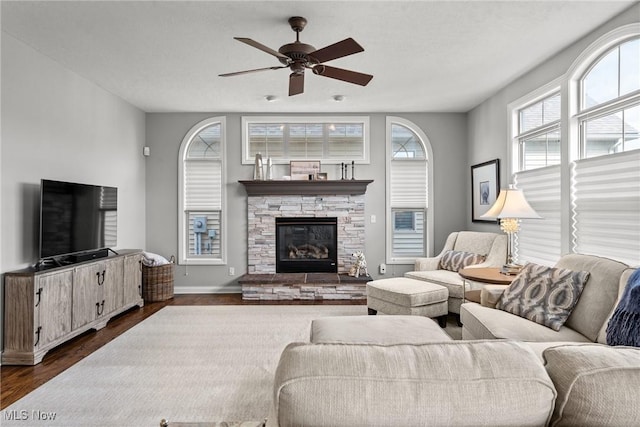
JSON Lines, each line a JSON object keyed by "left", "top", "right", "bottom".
{"left": 275, "top": 217, "right": 338, "bottom": 273}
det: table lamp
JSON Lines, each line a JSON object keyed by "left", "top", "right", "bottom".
{"left": 481, "top": 184, "right": 541, "bottom": 274}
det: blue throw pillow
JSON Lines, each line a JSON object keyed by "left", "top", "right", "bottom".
{"left": 606, "top": 269, "right": 640, "bottom": 347}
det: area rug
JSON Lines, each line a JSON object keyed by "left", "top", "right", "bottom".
{"left": 2, "top": 305, "right": 368, "bottom": 427}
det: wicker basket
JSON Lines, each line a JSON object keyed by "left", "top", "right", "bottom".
{"left": 142, "top": 256, "right": 175, "bottom": 302}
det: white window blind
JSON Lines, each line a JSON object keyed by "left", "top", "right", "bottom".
{"left": 184, "top": 160, "right": 222, "bottom": 210}
{"left": 513, "top": 165, "right": 562, "bottom": 266}
{"left": 572, "top": 149, "right": 640, "bottom": 266}
{"left": 390, "top": 160, "right": 428, "bottom": 208}
{"left": 99, "top": 186, "right": 117, "bottom": 247}
{"left": 243, "top": 117, "right": 369, "bottom": 163}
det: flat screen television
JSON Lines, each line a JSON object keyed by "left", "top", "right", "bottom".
{"left": 39, "top": 179, "right": 118, "bottom": 260}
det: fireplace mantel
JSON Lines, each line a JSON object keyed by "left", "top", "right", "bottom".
{"left": 239, "top": 179, "right": 373, "bottom": 196}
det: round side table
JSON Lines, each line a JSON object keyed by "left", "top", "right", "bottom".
{"left": 458, "top": 267, "right": 515, "bottom": 304}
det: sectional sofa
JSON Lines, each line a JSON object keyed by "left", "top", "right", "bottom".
{"left": 268, "top": 254, "right": 640, "bottom": 426}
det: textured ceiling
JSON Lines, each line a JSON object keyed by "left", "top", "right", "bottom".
{"left": 2, "top": 1, "right": 636, "bottom": 113}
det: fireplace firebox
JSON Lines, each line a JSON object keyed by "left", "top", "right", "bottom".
{"left": 275, "top": 217, "right": 338, "bottom": 273}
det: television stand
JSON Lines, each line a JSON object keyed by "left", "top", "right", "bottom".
{"left": 3, "top": 249, "right": 145, "bottom": 365}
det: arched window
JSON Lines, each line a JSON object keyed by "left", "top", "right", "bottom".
{"left": 178, "top": 117, "right": 226, "bottom": 265}
{"left": 386, "top": 117, "right": 433, "bottom": 263}
{"left": 580, "top": 37, "right": 640, "bottom": 156}
{"left": 572, "top": 34, "right": 640, "bottom": 264}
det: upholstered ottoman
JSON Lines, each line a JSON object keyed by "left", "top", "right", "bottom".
{"left": 311, "top": 315, "right": 452, "bottom": 344}
{"left": 367, "top": 277, "right": 449, "bottom": 327}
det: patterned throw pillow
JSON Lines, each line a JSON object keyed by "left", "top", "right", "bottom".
{"left": 439, "top": 250, "right": 486, "bottom": 272}
{"left": 496, "top": 263, "right": 590, "bottom": 331}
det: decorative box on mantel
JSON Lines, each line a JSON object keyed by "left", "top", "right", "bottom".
{"left": 238, "top": 179, "right": 373, "bottom": 196}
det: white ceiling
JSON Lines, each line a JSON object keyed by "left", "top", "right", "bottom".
{"left": 2, "top": 1, "right": 636, "bottom": 113}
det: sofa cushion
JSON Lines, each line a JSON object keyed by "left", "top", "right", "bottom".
{"left": 273, "top": 341, "right": 556, "bottom": 427}
{"left": 461, "top": 302, "right": 592, "bottom": 342}
{"left": 496, "top": 263, "right": 589, "bottom": 331}
{"left": 451, "top": 231, "right": 498, "bottom": 255}
{"left": 439, "top": 250, "right": 486, "bottom": 272}
{"left": 557, "top": 254, "right": 629, "bottom": 342}
{"left": 544, "top": 344, "right": 640, "bottom": 427}
{"left": 310, "top": 315, "right": 452, "bottom": 344}
{"left": 366, "top": 278, "right": 448, "bottom": 307}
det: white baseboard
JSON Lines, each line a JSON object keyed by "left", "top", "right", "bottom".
{"left": 174, "top": 284, "right": 241, "bottom": 294}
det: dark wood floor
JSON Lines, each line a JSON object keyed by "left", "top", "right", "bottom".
{"left": 1, "top": 294, "right": 365, "bottom": 409}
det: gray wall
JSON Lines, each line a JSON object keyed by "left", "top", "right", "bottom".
{"left": 1, "top": 34, "right": 147, "bottom": 350}
{"left": 467, "top": 3, "right": 640, "bottom": 233}
{"left": 145, "top": 112, "right": 468, "bottom": 292}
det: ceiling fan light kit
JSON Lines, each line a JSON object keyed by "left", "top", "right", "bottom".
{"left": 220, "top": 16, "right": 373, "bottom": 96}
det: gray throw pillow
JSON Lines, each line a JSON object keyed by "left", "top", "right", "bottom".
{"left": 439, "top": 250, "right": 486, "bottom": 272}
{"left": 496, "top": 263, "right": 590, "bottom": 331}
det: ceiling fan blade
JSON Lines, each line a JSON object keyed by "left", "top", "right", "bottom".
{"left": 219, "top": 66, "right": 286, "bottom": 77}
{"left": 312, "top": 65, "right": 373, "bottom": 86}
{"left": 309, "top": 38, "right": 364, "bottom": 64}
{"left": 234, "top": 37, "right": 290, "bottom": 61}
{"left": 289, "top": 73, "right": 304, "bottom": 96}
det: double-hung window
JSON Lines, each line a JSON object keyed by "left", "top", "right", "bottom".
{"left": 512, "top": 92, "right": 563, "bottom": 265}
{"left": 386, "top": 117, "right": 432, "bottom": 264}
{"left": 178, "top": 117, "right": 226, "bottom": 265}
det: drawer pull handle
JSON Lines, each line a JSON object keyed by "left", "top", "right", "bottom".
{"left": 97, "top": 270, "right": 106, "bottom": 286}
{"left": 34, "top": 326, "right": 42, "bottom": 347}
{"left": 35, "top": 288, "right": 43, "bottom": 307}
{"left": 96, "top": 300, "right": 105, "bottom": 316}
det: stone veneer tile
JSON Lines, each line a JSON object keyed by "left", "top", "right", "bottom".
{"left": 246, "top": 194, "right": 366, "bottom": 274}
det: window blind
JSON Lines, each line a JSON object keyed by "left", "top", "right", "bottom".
{"left": 390, "top": 160, "right": 428, "bottom": 208}
{"left": 245, "top": 120, "right": 366, "bottom": 162}
{"left": 513, "top": 165, "right": 562, "bottom": 266}
{"left": 572, "top": 149, "right": 640, "bottom": 266}
{"left": 100, "top": 186, "right": 118, "bottom": 246}
{"left": 184, "top": 160, "right": 222, "bottom": 210}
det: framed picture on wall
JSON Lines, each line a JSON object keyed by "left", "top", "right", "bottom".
{"left": 471, "top": 158, "right": 500, "bottom": 222}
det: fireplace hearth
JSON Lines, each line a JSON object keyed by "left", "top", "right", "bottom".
{"left": 276, "top": 217, "right": 338, "bottom": 273}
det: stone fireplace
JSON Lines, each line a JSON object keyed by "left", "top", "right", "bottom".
{"left": 239, "top": 179, "right": 373, "bottom": 300}
{"left": 247, "top": 193, "right": 365, "bottom": 274}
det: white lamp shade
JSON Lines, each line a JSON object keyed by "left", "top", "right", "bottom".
{"left": 481, "top": 187, "right": 541, "bottom": 219}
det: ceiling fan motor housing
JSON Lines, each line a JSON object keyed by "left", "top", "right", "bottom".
{"left": 278, "top": 42, "right": 317, "bottom": 66}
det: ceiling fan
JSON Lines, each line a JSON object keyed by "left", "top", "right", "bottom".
{"left": 219, "top": 16, "right": 373, "bottom": 96}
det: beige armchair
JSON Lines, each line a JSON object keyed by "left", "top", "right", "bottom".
{"left": 405, "top": 231, "right": 507, "bottom": 315}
